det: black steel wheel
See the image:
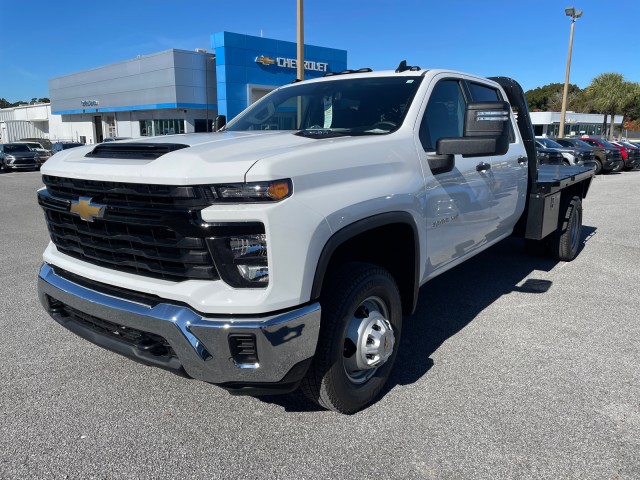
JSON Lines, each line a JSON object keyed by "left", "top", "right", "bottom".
{"left": 301, "top": 262, "right": 402, "bottom": 414}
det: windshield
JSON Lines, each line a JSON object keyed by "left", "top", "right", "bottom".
{"left": 572, "top": 139, "right": 593, "bottom": 149}
{"left": 598, "top": 139, "right": 617, "bottom": 148}
{"left": 4, "top": 144, "right": 30, "bottom": 153}
{"left": 538, "top": 138, "right": 563, "bottom": 148}
{"left": 226, "top": 76, "right": 423, "bottom": 135}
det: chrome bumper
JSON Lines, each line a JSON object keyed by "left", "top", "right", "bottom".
{"left": 38, "top": 263, "right": 321, "bottom": 385}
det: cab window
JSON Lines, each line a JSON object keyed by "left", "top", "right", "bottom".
{"left": 419, "top": 80, "right": 466, "bottom": 151}
{"left": 467, "top": 82, "right": 501, "bottom": 102}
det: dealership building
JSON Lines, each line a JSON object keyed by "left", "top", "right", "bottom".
{"left": 530, "top": 111, "right": 624, "bottom": 138}
{"left": 42, "top": 31, "right": 347, "bottom": 144}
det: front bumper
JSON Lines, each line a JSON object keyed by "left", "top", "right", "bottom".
{"left": 603, "top": 157, "right": 622, "bottom": 171}
{"left": 3, "top": 162, "right": 39, "bottom": 170}
{"left": 38, "top": 263, "right": 321, "bottom": 389}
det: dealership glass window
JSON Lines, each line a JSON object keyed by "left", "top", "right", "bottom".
{"left": 139, "top": 119, "right": 185, "bottom": 136}
{"left": 106, "top": 116, "right": 116, "bottom": 138}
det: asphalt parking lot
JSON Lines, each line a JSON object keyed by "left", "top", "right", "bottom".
{"left": 1, "top": 169, "right": 638, "bottom": 479}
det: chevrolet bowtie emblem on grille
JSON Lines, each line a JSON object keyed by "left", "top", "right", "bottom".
{"left": 69, "top": 196, "right": 106, "bottom": 222}
{"left": 255, "top": 55, "right": 276, "bottom": 66}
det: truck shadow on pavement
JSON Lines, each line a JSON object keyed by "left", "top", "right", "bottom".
{"left": 258, "top": 226, "right": 596, "bottom": 413}
{"left": 386, "top": 225, "right": 597, "bottom": 392}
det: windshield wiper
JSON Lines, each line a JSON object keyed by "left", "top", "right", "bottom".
{"left": 295, "top": 129, "right": 373, "bottom": 139}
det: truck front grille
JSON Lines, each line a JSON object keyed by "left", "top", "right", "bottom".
{"left": 38, "top": 176, "right": 219, "bottom": 282}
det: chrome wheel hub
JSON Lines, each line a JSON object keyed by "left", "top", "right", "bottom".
{"left": 343, "top": 296, "right": 395, "bottom": 384}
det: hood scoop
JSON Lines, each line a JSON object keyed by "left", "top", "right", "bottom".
{"left": 85, "top": 143, "right": 189, "bottom": 160}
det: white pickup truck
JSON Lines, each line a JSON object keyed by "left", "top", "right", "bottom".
{"left": 37, "top": 64, "right": 593, "bottom": 413}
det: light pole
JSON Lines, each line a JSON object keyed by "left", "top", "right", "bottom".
{"left": 296, "top": 0, "right": 304, "bottom": 82}
{"left": 558, "top": 6, "right": 582, "bottom": 139}
{"left": 296, "top": 0, "right": 304, "bottom": 127}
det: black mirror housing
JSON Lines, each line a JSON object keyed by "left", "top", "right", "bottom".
{"left": 436, "top": 101, "right": 511, "bottom": 157}
{"left": 464, "top": 101, "right": 511, "bottom": 137}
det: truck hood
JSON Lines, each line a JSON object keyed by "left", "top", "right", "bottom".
{"left": 41, "top": 131, "right": 324, "bottom": 184}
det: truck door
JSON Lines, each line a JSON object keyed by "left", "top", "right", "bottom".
{"left": 416, "top": 77, "right": 495, "bottom": 276}
{"left": 465, "top": 81, "right": 528, "bottom": 238}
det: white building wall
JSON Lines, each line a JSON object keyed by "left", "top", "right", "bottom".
{"left": 49, "top": 113, "right": 96, "bottom": 143}
{"left": 0, "top": 103, "right": 51, "bottom": 142}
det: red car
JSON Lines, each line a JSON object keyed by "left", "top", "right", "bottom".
{"left": 610, "top": 141, "right": 640, "bottom": 168}
{"left": 582, "top": 137, "right": 636, "bottom": 170}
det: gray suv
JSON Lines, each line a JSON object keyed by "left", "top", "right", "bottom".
{"left": 0, "top": 143, "right": 39, "bottom": 172}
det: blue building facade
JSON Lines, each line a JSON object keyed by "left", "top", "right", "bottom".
{"left": 212, "top": 31, "right": 348, "bottom": 119}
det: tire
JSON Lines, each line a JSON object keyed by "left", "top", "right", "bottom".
{"left": 549, "top": 195, "right": 582, "bottom": 261}
{"left": 593, "top": 159, "right": 602, "bottom": 175}
{"left": 563, "top": 160, "right": 571, "bottom": 166}
{"left": 301, "top": 262, "right": 402, "bottom": 414}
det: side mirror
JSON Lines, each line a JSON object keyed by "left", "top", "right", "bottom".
{"left": 437, "top": 101, "right": 510, "bottom": 157}
{"left": 214, "top": 115, "right": 226, "bottom": 132}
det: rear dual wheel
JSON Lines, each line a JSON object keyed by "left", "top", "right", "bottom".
{"left": 525, "top": 195, "right": 582, "bottom": 262}
{"left": 550, "top": 195, "right": 582, "bottom": 261}
{"left": 301, "top": 262, "right": 402, "bottom": 414}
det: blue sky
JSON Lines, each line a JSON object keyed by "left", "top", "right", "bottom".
{"left": 1, "top": 0, "right": 638, "bottom": 102}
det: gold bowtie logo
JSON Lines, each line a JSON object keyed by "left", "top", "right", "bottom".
{"left": 255, "top": 55, "right": 276, "bottom": 66}
{"left": 70, "top": 196, "right": 106, "bottom": 222}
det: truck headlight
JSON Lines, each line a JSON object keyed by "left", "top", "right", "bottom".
{"left": 207, "top": 224, "right": 269, "bottom": 287}
{"left": 209, "top": 179, "right": 292, "bottom": 202}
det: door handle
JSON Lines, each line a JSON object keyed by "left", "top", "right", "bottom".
{"left": 476, "top": 161, "right": 491, "bottom": 172}
{"left": 517, "top": 156, "right": 528, "bottom": 165}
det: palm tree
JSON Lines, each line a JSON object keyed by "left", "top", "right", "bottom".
{"left": 585, "top": 73, "right": 634, "bottom": 139}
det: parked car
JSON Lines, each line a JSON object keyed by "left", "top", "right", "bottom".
{"left": 0, "top": 143, "right": 39, "bottom": 171}
{"left": 582, "top": 137, "right": 636, "bottom": 170}
{"left": 51, "top": 142, "right": 84, "bottom": 154}
{"left": 535, "top": 147, "right": 564, "bottom": 165}
{"left": 610, "top": 141, "right": 640, "bottom": 168}
{"left": 535, "top": 137, "right": 583, "bottom": 166}
{"left": 14, "top": 141, "right": 52, "bottom": 165}
{"left": 581, "top": 137, "right": 632, "bottom": 171}
{"left": 553, "top": 137, "right": 621, "bottom": 174}
{"left": 19, "top": 137, "right": 53, "bottom": 151}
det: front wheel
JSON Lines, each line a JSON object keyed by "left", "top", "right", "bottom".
{"left": 301, "top": 262, "right": 402, "bottom": 414}
{"left": 549, "top": 196, "right": 582, "bottom": 261}
{"left": 593, "top": 159, "right": 603, "bottom": 175}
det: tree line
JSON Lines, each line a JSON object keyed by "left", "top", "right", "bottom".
{"left": 525, "top": 73, "right": 640, "bottom": 138}
{"left": 0, "top": 97, "right": 50, "bottom": 109}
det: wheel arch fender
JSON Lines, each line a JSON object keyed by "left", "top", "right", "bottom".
{"left": 311, "top": 211, "right": 420, "bottom": 315}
